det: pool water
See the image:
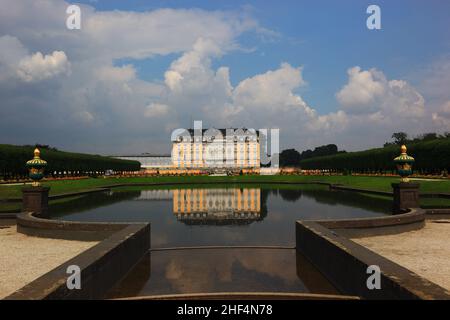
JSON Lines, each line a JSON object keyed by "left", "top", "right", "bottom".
{"left": 107, "top": 249, "right": 339, "bottom": 298}
{"left": 51, "top": 185, "right": 390, "bottom": 247}
{"left": 50, "top": 184, "right": 391, "bottom": 297}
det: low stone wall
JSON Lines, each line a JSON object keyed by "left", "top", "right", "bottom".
{"left": 116, "top": 292, "right": 359, "bottom": 300}
{"left": 16, "top": 211, "right": 133, "bottom": 241}
{"left": 315, "top": 208, "right": 425, "bottom": 229}
{"left": 329, "top": 184, "right": 392, "bottom": 196}
{"left": 2, "top": 187, "right": 111, "bottom": 203}
{"left": 329, "top": 184, "right": 450, "bottom": 201}
{"left": 7, "top": 212, "right": 150, "bottom": 299}
{"left": 421, "top": 192, "right": 450, "bottom": 199}
{"left": 0, "top": 212, "right": 16, "bottom": 219}
{"left": 295, "top": 220, "right": 450, "bottom": 299}
{"left": 7, "top": 182, "right": 450, "bottom": 300}
{"left": 425, "top": 208, "right": 450, "bottom": 215}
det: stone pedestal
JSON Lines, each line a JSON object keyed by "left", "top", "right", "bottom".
{"left": 22, "top": 186, "right": 50, "bottom": 218}
{"left": 391, "top": 182, "right": 419, "bottom": 214}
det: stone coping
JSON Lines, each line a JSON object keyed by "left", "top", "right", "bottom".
{"left": 314, "top": 208, "right": 425, "bottom": 229}
{"left": 2, "top": 188, "right": 111, "bottom": 203}
{"left": 6, "top": 212, "right": 150, "bottom": 300}
{"left": 17, "top": 211, "right": 129, "bottom": 232}
{"left": 16, "top": 211, "right": 149, "bottom": 241}
{"left": 7, "top": 183, "right": 448, "bottom": 300}
{"left": 115, "top": 292, "right": 359, "bottom": 300}
{"left": 0, "top": 213, "right": 16, "bottom": 219}
{"left": 296, "top": 221, "right": 450, "bottom": 300}
{"left": 295, "top": 208, "right": 450, "bottom": 300}
{"left": 421, "top": 192, "right": 450, "bottom": 199}
{"left": 11, "top": 208, "right": 427, "bottom": 300}
{"left": 329, "top": 184, "right": 393, "bottom": 196}
{"left": 331, "top": 184, "right": 450, "bottom": 199}
{"left": 425, "top": 208, "right": 450, "bottom": 215}
{"left": 302, "top": 208, "right": 430, "bottom": 244}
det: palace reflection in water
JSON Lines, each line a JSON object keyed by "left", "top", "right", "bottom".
{"left": 50, "top": 184, "right": 392, "bottom": 296}
{"left": 52, "top": 185, "right": 388, "bottom": 247}
{"left": 173, "top": 188, "right": 261, "bottom": 225}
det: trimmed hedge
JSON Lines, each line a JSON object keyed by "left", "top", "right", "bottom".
{"left": 0, "top": 144, "right": 141, "bottom": 179}
{"left": 300, "top": 138, "right": 450, "bottom": 174}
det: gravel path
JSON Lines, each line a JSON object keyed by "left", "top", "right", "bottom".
{"left": 353, "top": 220, "right": 450, "bottom": 291}
{"left": 0, "top": 225, "right": 98, "bottom": 299}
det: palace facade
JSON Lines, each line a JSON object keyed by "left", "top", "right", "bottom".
{"left": 171, "top": 128, "right": 261, "bottom": 171}
{"left": 114, "top": 127, "right": 262, "bottom": 173}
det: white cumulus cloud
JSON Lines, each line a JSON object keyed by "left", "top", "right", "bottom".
{"left": 233, "top": 63, "right": 306, "bottom": 109}
{"left": 432, "top": 100, "right": 450, "bottom": 130}
{"left": 0, "top": 0, "right": 445, "bottom": 154}
{"left": 17, "top": 51, "right": 70, "bottom": 82}
{"left": 336, "top": 66, "right": 385, "bottom": 111}
{"left": 336, "top": 66, "right": 425, "bottom": 119}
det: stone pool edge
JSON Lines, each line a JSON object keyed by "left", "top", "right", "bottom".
{"left": 3, "top": 179, "right": 450, "bottom": 202}
{"left": 5, "top": 212, "right": 150, "bottom": 300}
{"left": 2, "top": 180, "right": 450, "bottom": 217}
{"left": 296, "top": 208, "right": 450, "bottom": 300}
{"left": 5, "top": 194, "right": 450, "bottom": 300}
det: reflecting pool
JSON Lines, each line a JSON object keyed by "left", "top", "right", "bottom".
{"left": 107, "top": 249, "right": 339, "bottom": 298}
{"left": 51, "top": 185, "right": 391, "bottom": 247}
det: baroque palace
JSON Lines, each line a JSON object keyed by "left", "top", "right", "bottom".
{"left": 116, "top": 127, "right": 262, "bottom": 174}
{"left": 171, "top": 128, "right": 260, "bottom": 172}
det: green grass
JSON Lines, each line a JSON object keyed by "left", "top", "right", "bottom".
{"left": 0, "top": 202, "right": 21, "bottom": 213}
{"left": 1, "top": 175, "right": 449, "bottom": 210}
{"left": 420, "top": 198, "right": 450, "bottom": 208}
{"left": 1, "top": 174, "right": 450, "bottom": 197}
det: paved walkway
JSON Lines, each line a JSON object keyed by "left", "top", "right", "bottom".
{"left": 0, "top": 225, "right": 98, "bottom": 299}
{"left": 353, "top": 220, "right": 450, "bottom": 292}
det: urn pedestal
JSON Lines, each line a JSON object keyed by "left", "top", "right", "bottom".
{"left": 392, "top": 182, "right": 419, "bottom": 214}
{"left": 22, "top": 186, "right": 50, "bottom": 218}
{"left": 23, "top": 148, "right": 50, "bottom": 217}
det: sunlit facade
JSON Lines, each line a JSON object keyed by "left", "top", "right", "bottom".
{"left": 171, "top": 128, "right": 260, "bottom": 170}
{"left": 113, "top": 128, "right": 262, "bottom": 173}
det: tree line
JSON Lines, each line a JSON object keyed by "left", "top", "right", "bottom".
{"left": 0, "top": 144, "right": 141, "bottom": 179}
{"left": 384, "top": 131, "right": 450, "bottom": 147}
{"left": 299, "top": 138, "right": 450, "bottom": 174}
{"left": 279, "top": 144, "right": 343, "bottom": 167}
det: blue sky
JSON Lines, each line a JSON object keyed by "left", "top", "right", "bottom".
{"left": 78, "top": 0, "right": 450, "bottom": 115}
{"left": 0, "top": 0, "right": 449, "bottom": 154}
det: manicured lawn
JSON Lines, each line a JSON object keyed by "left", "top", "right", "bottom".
{"left": 1, "top": 175, "right": 450, "bottom": 211}
{"left": 1, "top": 175, "right": 449, "bottom": 201}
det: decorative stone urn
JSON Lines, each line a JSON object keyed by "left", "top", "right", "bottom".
{"left": 26, "top": 148, "right": 47, "bottom": 186}
{"left": 391, "top": 145, "right": 419, "bottom": 214}
{"left": 23, "top": 148, "right": 50, "bottom": 217}
{"left": 393, "top": 145, "right": 415, "bottom": 182}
